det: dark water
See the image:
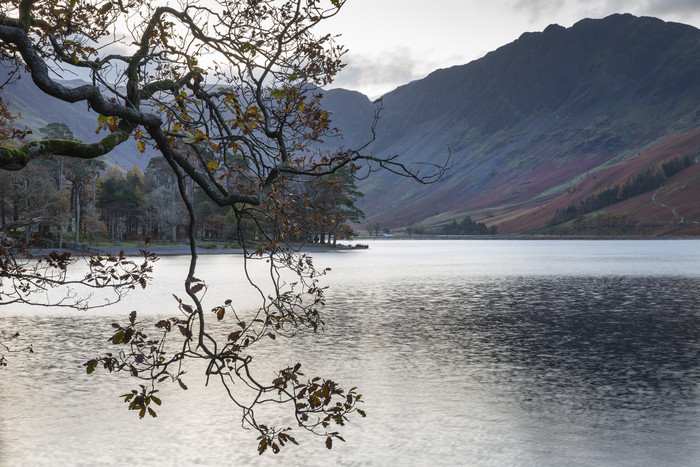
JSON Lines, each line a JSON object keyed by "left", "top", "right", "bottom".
{"left": 1, "top": 240, "right": 699, "bottom": 466}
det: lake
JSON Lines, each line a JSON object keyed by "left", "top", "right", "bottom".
{"left": 1, "top": 239, "right": 699, "bottom": 466}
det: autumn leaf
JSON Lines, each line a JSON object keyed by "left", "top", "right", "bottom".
{"left": 258, "top": 438, "right": 268, "bottom": 455}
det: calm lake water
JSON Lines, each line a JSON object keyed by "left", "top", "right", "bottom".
{"left": 1, "top": 239, "right": 699, "bottom": 466}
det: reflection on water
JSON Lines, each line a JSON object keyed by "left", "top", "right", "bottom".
{"left": 1, "top": 240, "right": 699, "bottom": 466}
{"left": 316, "top": 273, "right": 700, "bottom": 467}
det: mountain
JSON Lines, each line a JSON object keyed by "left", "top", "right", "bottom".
{"left": 3, "top": 13, "right": 700, "bottom": 236}
{"left": 1, "top": 71, "right": 367, "bottom": 172}
{"left": 347, "top": 13, "right": 700, "bottom": 236}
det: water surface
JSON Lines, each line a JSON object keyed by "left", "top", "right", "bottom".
{"left": 1, "top": 239, "right": 699, "bottom": 466}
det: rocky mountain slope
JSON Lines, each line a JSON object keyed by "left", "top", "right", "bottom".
{"left": 346, "top": 13, "right": 700, "bottom": 235}
{"left": 3, "top": 13, "right": 699, "bottom": 235}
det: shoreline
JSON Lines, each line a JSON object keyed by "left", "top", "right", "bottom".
{"left": 26, "top": 235, "right": 698, "bottom": 258}
{"left": 355, "top": 234, "right": 700, "bottom": 241}
{"left": 28, "top": 242, "right": 367, "bottom": 257}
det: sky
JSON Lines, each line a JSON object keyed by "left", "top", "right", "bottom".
{"left": 320, "top": 0, "right": 700, "bottom": 99}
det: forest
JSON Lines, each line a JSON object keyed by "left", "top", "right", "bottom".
{"left": 0, "top": 124, "right": 364, "bottom": 248}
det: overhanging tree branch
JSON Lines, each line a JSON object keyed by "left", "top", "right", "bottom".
{"left": 0, "top": 0, "right": 446, "bottom": 454}
{"left": 0, "top": 130, "right": 130, "bottom": 170}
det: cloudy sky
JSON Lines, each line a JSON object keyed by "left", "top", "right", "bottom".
{"left": 320, "top": 0, "right": 700, "bottom": 99}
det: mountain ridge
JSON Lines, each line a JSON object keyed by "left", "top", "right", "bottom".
{"left": 348, "top": 13, "right": 700, "bottom": 235}
{"left": 2, "top": 13, "right": 699, "bottom": 235}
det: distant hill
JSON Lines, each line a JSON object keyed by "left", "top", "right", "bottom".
{"left": 1, "top": 67, "right": 156, "bottom": 172}
{"left": 0, "top": 69, "right": 373, "bottom": 173}
{"left": 3, "top": 13, "right": 700, "bottom": 235}
{"left": 350, "top": 13, "right": 700, "bottom": 236}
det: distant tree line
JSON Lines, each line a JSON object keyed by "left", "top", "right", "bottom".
{"left": 439, "top": 216, "right": 497, "bottom": 235}
{"left": 0, "top": 125, "right": 364, "bottom": 247}
{"left": 365, "top": 216, "right": 497, "bottom": 237}
{"left": 551, "top": 154, "right": 695, "bottom": 225}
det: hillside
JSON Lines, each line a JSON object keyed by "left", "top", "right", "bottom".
{"left": 353, "top": 13, "right": 700, "bottom": 235}
{"left": 2, "top": 13, "right": 699, "bottom": 236}
{"left": 0, "top": 69, "right": 373, "bottom": 173}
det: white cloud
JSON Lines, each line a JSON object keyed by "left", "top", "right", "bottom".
{"left": 323, "top": 0, "right": 700, "bottom": 97}
{"left": 513, "top": 0, "right": 700, "bottom": 24}
{"left": 329, "top": 48, "right": 452, "bottom": 99}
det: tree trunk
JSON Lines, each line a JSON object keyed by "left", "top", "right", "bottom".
{"left": 58, "top": 159, "right": 64, "bottom": 192}
{"left": 74, "top": 188, "right": 80, "bottom": 243}
{"left": 91, "top": 176, "right": 97, "bottom": 223}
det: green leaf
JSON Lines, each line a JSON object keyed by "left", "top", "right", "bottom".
{"left": 357, "top": 408, "right": 366, "bottom": 417}
{"left": 325, "top": 436, "right": 333, "bottom": 450}
{"left": 85, "top": 360, "right": 97, "bottom": 375}
{"left": 111, "top": 330, "right": 125, "bottom": 344}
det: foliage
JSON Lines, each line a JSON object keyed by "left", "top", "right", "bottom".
{"left": 302, "top": 165, "right": 365, "bottom": 244}
{"left": 98, "top": 168, "right": 145, "bottom": 241}
{"left": 551, "top": 154, "right": 696, "bottom": 225}
{"left": 439, "top": 216, "right": 496, "bottom": 235}
{"left": 0, "top": 232, "right": 157, "bottom": 308}
{"left": 0, "top": 0, "right": 446, "bottom": 454}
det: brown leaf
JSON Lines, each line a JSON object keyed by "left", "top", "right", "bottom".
{"left": 178, "top": 325, "right": 192, "bottom": 339}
